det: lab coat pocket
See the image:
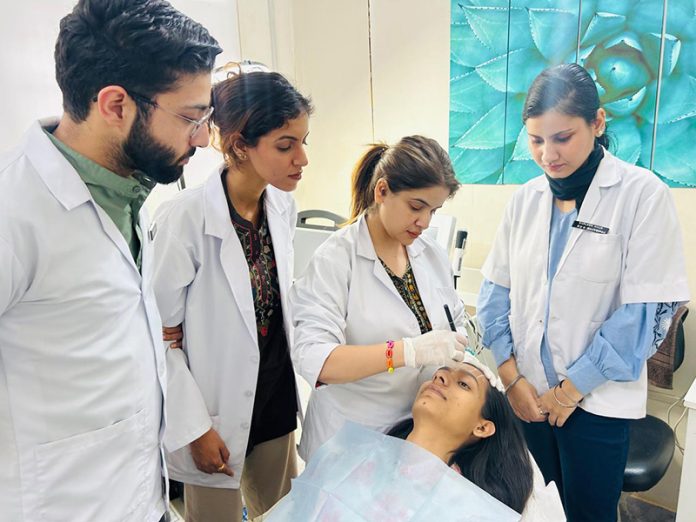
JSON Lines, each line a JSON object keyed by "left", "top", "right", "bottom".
{"left": 33, "top": 409, "right": 148, "bottom": 522}
{"left": 565, "top": 233, "right": 622, "bottom": 283}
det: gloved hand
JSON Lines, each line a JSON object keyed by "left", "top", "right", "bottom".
{"left": 403, "top": 330, "right": 468, "bottom": 368}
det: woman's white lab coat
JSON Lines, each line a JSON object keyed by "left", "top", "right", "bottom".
{"left": 290, "top": 215, "right": 466, "bottom": 460}
{"left": 482, "top": 150, "right": 690, "bottom": 418}
{"left": 0, "top": 120, "right": 167, "bottom": 521}
{"left": 152, "top": 166, "right": 298, "bottom": 488}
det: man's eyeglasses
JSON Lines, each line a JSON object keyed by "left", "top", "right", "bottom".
{"left": 127, "top": 90, "right": 214, "bottom": 139}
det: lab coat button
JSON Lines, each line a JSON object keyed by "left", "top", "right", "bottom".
{"left": 241, "top": 422, "right": 250, "bottom": 430}
{"left": 245, "top": 390, "right": 253, "bottom": 398}
{"left": 250, "top": 355, "right": 259, "bottom": 364}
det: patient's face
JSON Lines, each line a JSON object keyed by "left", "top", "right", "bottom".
{"left": 414, "top": 364, "right": 490, "bottom": 443}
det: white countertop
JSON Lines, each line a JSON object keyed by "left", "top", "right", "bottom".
{"left": 685, "top": 377, "right": 696, "bottom": 410}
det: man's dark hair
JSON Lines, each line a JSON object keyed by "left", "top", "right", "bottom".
{"left": 55, "top": 0, "right": 222, "bottom": 121}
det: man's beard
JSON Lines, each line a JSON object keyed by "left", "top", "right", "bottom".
{"left": 116, "top": 112, "right": 195, "bottom": 185}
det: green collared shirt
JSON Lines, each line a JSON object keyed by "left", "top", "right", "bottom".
{"left": 45, "top": 130, "right": 153, "bottom": 269}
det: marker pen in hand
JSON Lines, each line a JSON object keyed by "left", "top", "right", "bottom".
{"left": 445, "top": 303, "right": 474, "bottom": 356}
{"left": 444, "top": 304, "right": 457, "bottom": 332}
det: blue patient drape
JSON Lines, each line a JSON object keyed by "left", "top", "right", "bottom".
{"left": 264, "top": 422, "right": 521, "bottom": 521}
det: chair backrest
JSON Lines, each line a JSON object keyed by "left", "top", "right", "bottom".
{"left": 647, "top": 305, "right": 688, "bottom": 389}
{"left": 296, "top": 209, "right": 345, "bottom": 231}
{"left": 293, "top": 209, "right": 347, "bottom": 279}
{"left": 674, "top": 307, "right": 688, "bottom": 371}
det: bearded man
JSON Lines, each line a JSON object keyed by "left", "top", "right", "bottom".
{"left": 0, "top": 1, "right": 221, "bottom": 520}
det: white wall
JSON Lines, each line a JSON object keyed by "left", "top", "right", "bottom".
{"left": 287, "top": 0, "right": 696, "bottom": 511}
{"left": 0, "top": 1, "right": 76, "bottom": 148}
{"left": 289, "top": 0, "right": 374, "bottom": 216}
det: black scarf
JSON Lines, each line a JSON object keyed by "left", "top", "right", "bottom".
{"left": 545, "top": 142, "right": 604, "bottom": 210}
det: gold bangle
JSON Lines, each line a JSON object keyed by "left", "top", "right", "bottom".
{"left": 558, "top": 380, "right": 583, "bottom": 405}
{"left": 552, "top": 385, "right": 578, "bottom": 408}
{"left": 504, "top": 374, "right": 524, "bottom": 395}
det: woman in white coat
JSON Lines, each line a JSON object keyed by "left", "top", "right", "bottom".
{"left": 152, "top": 67, "right": 312, "bottom": 522}
{"left": 290, "top": 135, "right": 468, "bottom": 461}
{"left": 477, "top": 64, "right": 690, "bottom": 522}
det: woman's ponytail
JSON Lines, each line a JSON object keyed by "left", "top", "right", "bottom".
{"left": 348, "top": 143, "right": 389, "bottom": 222}
{"left": 347, "top": 135, "right": 459, "bottom": 224}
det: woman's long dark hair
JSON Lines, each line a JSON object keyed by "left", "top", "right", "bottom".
{"left": 348, "top": 135, "right": 460, "bottom": 223}
{"left": 211, "top": 70, "right": 313, "bottom": 165}
{"left": 388, "top": 386, "right": 533, "bottom": 513}
{"left": 523, "top": 63, "right": 610, "bottom": 149}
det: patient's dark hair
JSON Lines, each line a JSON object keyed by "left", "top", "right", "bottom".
{"left": 388, "top": 385, "right": 533, "bottom": 513}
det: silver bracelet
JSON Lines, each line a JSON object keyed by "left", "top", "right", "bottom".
{"left": 504, "top": 374, "right": 524, "bottom": 395}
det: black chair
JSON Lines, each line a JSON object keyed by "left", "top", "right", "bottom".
{"left": 622, "top": 307, "right": 688, "bottom": 492}
{"left": 169, "top": 479, "right": 184, "bottom": 500}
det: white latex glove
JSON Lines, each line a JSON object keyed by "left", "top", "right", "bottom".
{"left": 403, "top": 330, "right": 468, "bottom": 368}
{"left": 458, "top": 352, "right": 505, "bottom": 392}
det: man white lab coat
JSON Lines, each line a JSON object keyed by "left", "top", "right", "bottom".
{"left": 0, "top": 120, "right": 167, "bottom": 521}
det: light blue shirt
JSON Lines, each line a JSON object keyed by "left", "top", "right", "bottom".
{"left": 477, "top": 204, "right": 677, "bottom": 395}
{"left": 540, "top": 205, "right": 578, "bottom": 387}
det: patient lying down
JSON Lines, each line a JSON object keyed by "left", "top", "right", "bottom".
{"left": 264, "top": 356, "right": 565, "bottom": 521}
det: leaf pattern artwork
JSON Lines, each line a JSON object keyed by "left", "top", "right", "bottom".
{"left": 449, "top": 0, "right": 696, "bottom": 187}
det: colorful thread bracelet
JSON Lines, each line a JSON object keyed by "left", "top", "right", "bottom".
{"left": 386, "top": 340, "right": 395, "bottom": 374}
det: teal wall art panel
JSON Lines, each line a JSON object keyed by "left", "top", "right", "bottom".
{"left": 449, "top": 1, "right": 509, "bottom": 184}
{"left": 650, "top": 1, "right": 696, "bottom": 187}
{"left": 503, "top": 0, "right": 580, "bottom": 184}
{"left": 449, "top": 0, "right": 696, "bottom": 187}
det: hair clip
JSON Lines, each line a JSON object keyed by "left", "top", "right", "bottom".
{"left": 213, "top": 60, "right": 270, "bottom": 84}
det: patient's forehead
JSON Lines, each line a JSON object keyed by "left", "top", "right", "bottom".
{"left": 447, "top": 363, "right": 490, "bottom": 386}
